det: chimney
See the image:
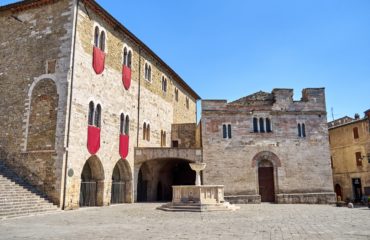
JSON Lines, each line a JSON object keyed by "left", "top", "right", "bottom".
{"left": 354, "top": 113, "right": 360, "bottom": 120}
{"left": 365, "top": 109, "right": 370, "bottom": 119}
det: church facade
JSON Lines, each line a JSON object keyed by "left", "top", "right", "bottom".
{"left": 201, "top": 89, "right": 336, "bottom": 203}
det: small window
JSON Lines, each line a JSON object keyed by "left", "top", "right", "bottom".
{"left": 127, "top": 51, "right": 132, "bottom": 68}
{"left": 330, "top": 156, "right": 333, "bottom": 169}
{"left": 355, "top": 152, "right": 362, "bottom": 166}
{"left": 222, "top": 124, "right": 232, "bottom": 139}
{"left": 94, "top": 26, "right": 99, "bottom": 47}
{"left": 120, "top": 113, "right": 125, "bottom": 134}
{"left": 99, "top": 31, "right": 106, "bottom": 52}
{"left": 353, "top": 127, "right": 359, "bottom": 139}
{"left": 259, "top": 118, "right": 265, "bottom": 133}
{"left": 144, "top": 63, "right": 148, "bottom": 80}
{"left": 146, "top": 124, "right": 150, "bottom": 141}
{"left": 266, "top": 118, "right": 272, "bottom": 132}
{"left": 143, "top": 122, "right": 147, "bottom": 140}
{"left": 253, "top": 117, "right": 258, "bottom": 133}
{"left": 175, "top": 88, "right": 179, "bottom": 102}
{"left": 302, "top": 123, "right": 306, "bottom": 137}
{"left": 367, "top": 154, "right": 370, "bottom": 164}
{"left": 123, "top": 47, "right": 128, "bottom": 66}
{"left": 186, "top": 97, "right": 189, "bottom": 109}
{"left": 298, "top": 123, "right": 302, "bottom": 137}
{"left": 162, "top": 76, "right": 167, "bottom": 92}
{"left": 94, "top": 104, "right": 101, "bottom": 128}
{"left": 125, "top": 115, "right": 129, "bottom": 135}
{"left": 88, "top": 101, "right": 94, "bottom": 125}
{"left": 163, "top": 131, "right": 166, "bottom": 146}
{"left": 148, "top": 66, "right": 152, "bottom": 81}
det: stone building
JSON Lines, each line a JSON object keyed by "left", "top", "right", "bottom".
{"left": 0, "top": 0, "right": 337, "bottom": 214}
{"left": 0, "top": 0, "right": 200, "bottom": 210}
{"left": 201, "top": 89, "right": 336, "bottom": 203}
{"left": 328, "top": 111, "right": 370, "bottom": 202}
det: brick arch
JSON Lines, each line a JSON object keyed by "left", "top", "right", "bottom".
{"left": 251, "top": 151, "right": 281, "bottom": 167}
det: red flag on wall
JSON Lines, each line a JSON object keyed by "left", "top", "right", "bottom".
{"left": 119, "top": 134, "right": 129, "bottom": 159}
{"left": 87, "top": 125, "right": 101, "bottom": 155}
{"left": 122, "top": 65, "right": 131, "bottom": 90}
{"left": 92, "top": 46, "right": 105, "bottom": 74}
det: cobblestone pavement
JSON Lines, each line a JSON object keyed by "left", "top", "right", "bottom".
{"left": 0, "top": 203, "right": 369, "bottom": 240}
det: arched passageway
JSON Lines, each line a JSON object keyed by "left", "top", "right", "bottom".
{"left": 79, "top": 156, "right": 105, "bottom": 207}
{"left": 137, "top": 159, "right": 195, "bottom": 202}
{"left": 111, "top": 160, "right": 132, "bottom": 204}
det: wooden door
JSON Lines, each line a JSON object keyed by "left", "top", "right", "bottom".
{"left": 258, "top": 167, "right": 275, "bottom": 202}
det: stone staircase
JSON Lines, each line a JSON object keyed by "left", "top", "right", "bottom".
{"left": 0, "top": 161, "right": 59, "bottom": 220}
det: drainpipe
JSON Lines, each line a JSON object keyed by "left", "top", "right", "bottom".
{"left": 62, "top": 0, "right": 79, "bottom": 210}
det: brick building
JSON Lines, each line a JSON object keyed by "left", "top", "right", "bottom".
{"left": 201, "top": 89, "right": 336, "bottom": 203}
{"left": 328, "top": 111, "right": 370, "bottom": 202}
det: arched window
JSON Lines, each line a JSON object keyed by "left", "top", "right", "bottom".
{"left": 147, "top": 124, "right": 150, "bottom": 141}
{"left": 125, "top": 115, "right": 129, "bottom": 135}
{"left": 266, "top": 118, "right": 271, "bottom": 132}
{"left": 94, "top": 104, "right": 101, "bottom": 128}
{"left": 186, "top": 97, "right": 189, "bottom": 109}
{"left": 120, "top": 113, "right": 125, "bottom": 134}
{"left": 302, "top": 123, "right": 306, "bottom": 137}
{"left": 143, "top": 122, "right": 147, "bottom": 140}
{"left": 222, "top": 124, "right": 227, "bottom": 138}
{"left": 99, "top": 31, "right": 106, "bottom": 52}
{"left": 127, "top": 51, "right": 132, "bottom": 68}
{"left": 162, "top": 77, "right": 167, "bottom": 92}
{"left": 148, "top": 65, "right": 152, "bottom": 81}
{"left": 298, "top": 123, "right": 301, "bottom": 137}
{"left": 88, "top": 101, "right": 94, "bottom": 125}
{"left": 253, "top": 117, "right": 258, "bottom": 133}
{"left": 123, "top": 47, "right": 128, "bottom": 66}
{"left": 353, "top": 127, "right": 359, "bottom": 139}
{"left": 144, "top": 63, "right": 148, "bottom": 80}
{"left": 175, "top": 88, "right": 179, "bottom": 102}
{"left": 160, "top": 130, "right": 164, "bottom": 146}
{"left": 163, "top": 131, "right": 166, "bottom": 146}
{"left": 94, "top": 26, "right": 99, "bottom": 47}
{"left": 259, "top": 118, "right": 265, "bottom": 133}
{"left": 228, "top": 124, "right": 232, "bottom": 138}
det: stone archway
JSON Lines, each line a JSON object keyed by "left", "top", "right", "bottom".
{"left": 79, "top": 156, "right": 105, "bottom": 207}
{"left": 111, "top": 160, "right": 133, "bottom": 204}
{"left": 252, "top": 151, "right": 280, "bottom": 203}
{"left": 137, "top": 158, "right": 195, "bottom": 202}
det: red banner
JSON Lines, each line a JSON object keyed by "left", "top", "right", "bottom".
{"left": 119, "top": 134, "right": 129, "bottom": 159}
{"left": 92, "top": 46, "right": 105, "bottom": 74}
{"left": 122, "top": 65, "right": 131, "bottom": 90}
{"left": 87, "top": 125, "right": 101, "bottom": 155}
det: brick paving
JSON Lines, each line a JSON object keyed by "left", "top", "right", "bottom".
{"left": 0, "top": 203, "right": 369, "bottom": 240}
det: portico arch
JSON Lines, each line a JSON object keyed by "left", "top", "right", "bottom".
{"left": 79, "top": 156, "right": 105, "bottom": 207}
{"left": 111, "top": 160, "right": 133, "bottom": 204}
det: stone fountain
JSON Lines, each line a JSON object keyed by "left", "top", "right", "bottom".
{"left": 158, "top": 162, "right": 239, "bottom": 212}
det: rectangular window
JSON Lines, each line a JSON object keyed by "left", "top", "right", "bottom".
{"left": 227, "top": 124, "right": 232, "bottom": 139}
{"left": 353, "top": 127, "right": 359, "bottom": 139}
{"left": 222, "top": 124, "right": 232, "bottom": 139}
{"left": 355, "top": 152, "right": 362, "bottom": 166}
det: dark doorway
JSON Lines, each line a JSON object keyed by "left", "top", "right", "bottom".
{"left": 334, "top": 184, "right": 343, "bottom": 201}
{"left": 111, "top": 164, "right": 125, "bottom": 204}
{"left": 137, "top": 159, "right": 195, "bottom": 202}
{"left": 137, "top": 168, "right": 148, "bottom": 202}
{"left": 352, "top": 178, "right": 362, "bottom": 202}
{"left": 172, "top": 141, "right": 179, "bottom": 148}
{"left": 258, "top": 162, "right": 275, "bottom": 202}
{"left": 79, "top": 156, "right": 104, "bottom": 207}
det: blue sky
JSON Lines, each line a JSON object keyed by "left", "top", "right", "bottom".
{"left": 2, "top": 0, "right": 369, "bottom": 120}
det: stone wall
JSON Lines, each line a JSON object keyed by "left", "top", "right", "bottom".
{"left": 201, "top": 88, "right": 336, "bottom": 204}
{"left": 0, "top": 0, "right": 74, "bottom": 205}
{"left": 63, "top": 2, "right": 198, "bottom": 208}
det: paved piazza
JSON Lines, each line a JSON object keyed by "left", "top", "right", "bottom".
{"left": 0, "top": 203, "right": 369, "bottom": 240}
